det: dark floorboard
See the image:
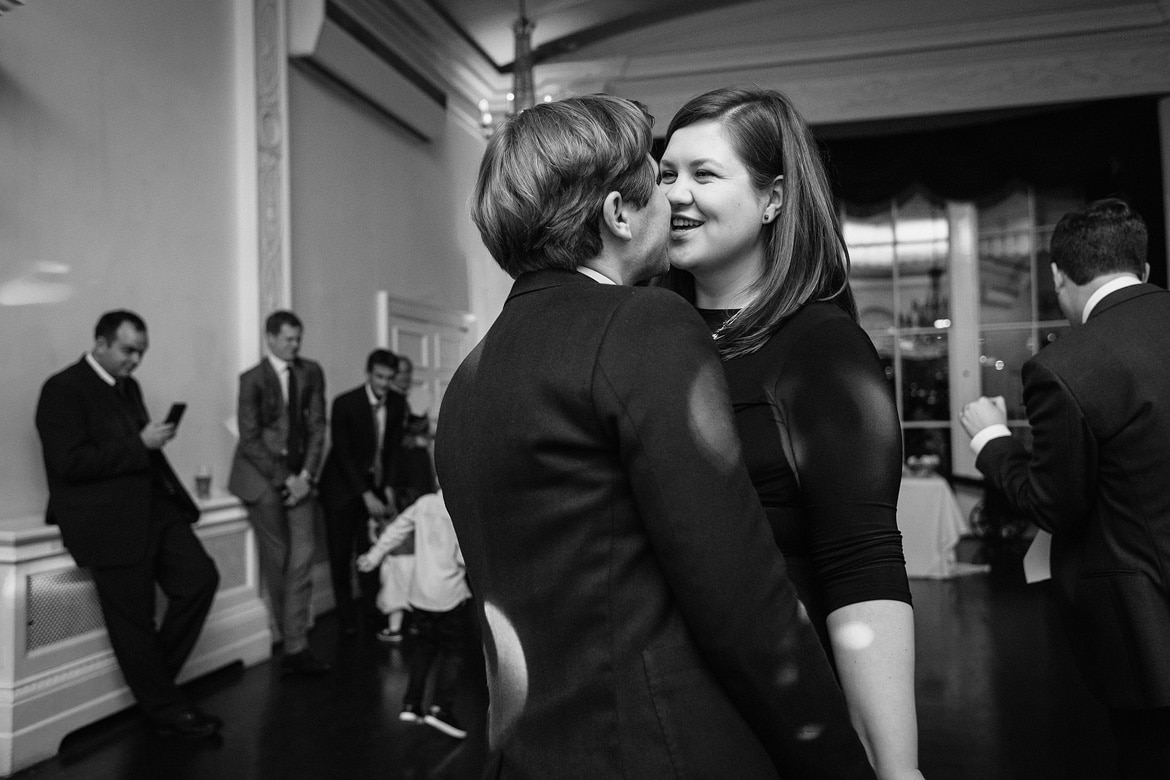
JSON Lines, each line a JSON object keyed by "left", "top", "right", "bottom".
{"left": 13, "top": 575, "right": 1118, "bottom": 779}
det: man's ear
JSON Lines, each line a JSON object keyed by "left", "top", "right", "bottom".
{"left": 1142, "top": 262, "right": 1150, "bottom": 283}
{"left": 600, "top": 191, "right": 632, "bottom": 242}
{"left": 1050, "top": 262, "right": 1063, "bottom": 290}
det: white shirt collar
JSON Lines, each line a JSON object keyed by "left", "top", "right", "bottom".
{"left": 266, "top": 353, "right": 290, "bottom": 374}
{"left": 577, "top": 266, "right": 618, "bottom": 285}
{"left": 1082, "top": 276, "right": 1141, "bottom": 323}
{"left": 85, "top": 352, "right": 116, "bottom": 386}
{"left": 365, "top": 383, "right": 382, "bottom": 407}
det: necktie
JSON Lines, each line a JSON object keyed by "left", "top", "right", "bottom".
{"left": 286, "top": 365, "right": 304, "bottom": 472}
{"left": 371, "top": 402, "right": 386, "bottom": 488}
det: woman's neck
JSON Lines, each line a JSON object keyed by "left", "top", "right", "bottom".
{"left": 692, "top": 254, "right": 763, "bottom": 310}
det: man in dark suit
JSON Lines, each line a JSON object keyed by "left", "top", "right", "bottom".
{"left": 435, "top": 95, "right": 874, "bottom": 778}
{"left": 318, "top": 348, "right": 405, "bottom": 635}
{"left": 961, "top": 198, "right": 1170, "bottom": 779}
{"left": 228, "top": 310, "right": 330, "bottom": 676}
{"left": 35, "top": 310, "right": 221, "bottom": 739}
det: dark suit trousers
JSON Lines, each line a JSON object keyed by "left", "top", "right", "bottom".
{"left": 245, "top": 488, "right": 316, "bottom": 654}
{"left": 88, "top": 495, "right": 219, "bottom": 719}
{"left": 325, "top": 496, "right": 380, "bottom": 624}
{"left": 1109, "top": 706, "right": 1170, "bottom": 779}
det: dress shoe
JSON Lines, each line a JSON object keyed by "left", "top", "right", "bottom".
{"left": 423, "top": 706, "right": 467, "bottom": 739}
{"left": 153, "top": 706, "right": 222, "bottom": 739}
{"left": 281, "top": 649, "right": 331, "bottom": 677}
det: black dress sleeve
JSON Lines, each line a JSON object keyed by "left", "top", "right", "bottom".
{"left": 777, "top": 311, "right": 911, "bottom": 615}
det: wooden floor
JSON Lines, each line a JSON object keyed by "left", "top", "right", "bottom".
{"left": 12, "top": 574, "right": 1118, "bottom": 780}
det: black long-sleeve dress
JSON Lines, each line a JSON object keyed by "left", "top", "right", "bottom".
{"left": 699, "top": 301, "right": 912, "bottom": 653}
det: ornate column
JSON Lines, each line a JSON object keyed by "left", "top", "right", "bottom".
{"left": 1161, "top": 97, "right": 1170, "bottom": 279}
{"left": 253, "top": 0, "right": 293, "bottom": 318}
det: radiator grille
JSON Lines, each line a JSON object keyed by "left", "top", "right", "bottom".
{"left": 25, "top": 527, "right": 247, "bottom": 652}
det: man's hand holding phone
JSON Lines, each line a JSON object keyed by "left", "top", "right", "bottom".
{"left": 164, "top": 402, "right": 187, "bottom": 427}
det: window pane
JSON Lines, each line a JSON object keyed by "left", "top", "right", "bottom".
{"left": 978, "top": 228, "right": 1033, "bottom": 325}
{"left": 842, "top": 204, "right": 893, "bottom": 246}
{"left": 978, "top": 188, "right": 1034, "bottom": 325}
{"left": 979, "top": 325, "right": 1071, "bottom": 420}
{"left": 895, "top": 244, "right": 949, "bottom": 327}
{"left": 846, "top": 215, "right": 895, "bottom": 283}
{"left": 978, "top": 329, "right": 1033, "bottom": 421}
{"left": 894, "top": 191, "right": 948, "bottom": 243}
{"left": 851, "top": 266, "right": 893, "bottom": 332}
{"left": 1034, "top": 226, "right": 1064, "bottom": 321}
{"left": 900, "top": 332, "right": 949, "bottom": 422}
{"left": 904, "top": 427, "right": 952, "bottom": 478}
{"left": 894, "top": 193, "right": 949, "bottom": 327}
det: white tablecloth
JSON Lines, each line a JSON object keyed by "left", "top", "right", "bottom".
{"left": 897, "top": 474, "right": 970, "bottom": 578}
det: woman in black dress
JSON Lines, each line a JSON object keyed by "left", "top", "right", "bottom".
{"left": 658, "top": 86, "right": 922, "bottom": 780}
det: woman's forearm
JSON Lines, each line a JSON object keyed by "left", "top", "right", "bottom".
{"left": 827, "top": 599, "right": 924, "bottom": 780}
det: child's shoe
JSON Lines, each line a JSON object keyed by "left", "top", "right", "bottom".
{"left": 399, "top": 701, "right": 423, "bottom": 723}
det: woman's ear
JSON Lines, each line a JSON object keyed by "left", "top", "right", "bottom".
{"left": 600, "top": 191, "right": 632, "bottom": 241}
{"left": 762, "top": 175, "right": 784, "bottom": 224}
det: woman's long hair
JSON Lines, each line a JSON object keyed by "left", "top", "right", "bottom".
{"left": 659, "top": 87, "right": 856, "bottom": 359}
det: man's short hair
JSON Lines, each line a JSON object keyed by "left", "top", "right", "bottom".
{"left": 265, "top": 310, "right": 303, "bottom": 336}
{"left": 94, "top": 310, "right": 146, "bottom": 343}
{"left": 1051, "top": 198, "right": 1147, "bottom": 285}
{"left": 471, "top": 94, "right": 657, "bottom": 278}
{"left": 367, "top": 348, "right": 397, "bottom": 374}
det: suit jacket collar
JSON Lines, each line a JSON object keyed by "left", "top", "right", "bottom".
{"left": 1087, "top": 282, "right": 1166, "bottom": 321}
{"left": 508, "top": 268, "right": 598, "bottom": 302}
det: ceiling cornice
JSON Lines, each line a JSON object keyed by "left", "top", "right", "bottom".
{"left": 598, "top": 2, "right": 1169, "bottom": 82}
{"left": 602, "top": 24, "right": 1170, "bottom": 125}
{"left": 331, "top": 0, "right": 509, "bottom": 133}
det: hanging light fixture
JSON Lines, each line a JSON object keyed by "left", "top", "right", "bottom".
{"left": 479, "top": 0, "right": 550, "bottom": 137}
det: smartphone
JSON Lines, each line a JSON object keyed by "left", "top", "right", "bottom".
{"left": 164, "top": 402, "right": 187, "bottom": 427}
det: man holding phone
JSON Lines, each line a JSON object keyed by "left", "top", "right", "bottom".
{"left": 35, "top": 310, "right": 222, "bottom": 739}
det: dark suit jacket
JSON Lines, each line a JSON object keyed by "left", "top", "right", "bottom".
{"left": 318, "top": 384, "right": 405, "bottom": 512}
{"left": 35, "top": 357, "right": 198, "bottom": 567}
{"left": 977, "top": 282, "right": 1170, "bottom": 709}
{"left": 435, "top": 270, "right": 874, "bottom": 779}
{"left": 228, "top": 356, "right": 326, "bottom": 502}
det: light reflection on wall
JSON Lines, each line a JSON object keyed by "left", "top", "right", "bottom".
{"left": 0, "top": 261, "right": 73, "bottom": 306}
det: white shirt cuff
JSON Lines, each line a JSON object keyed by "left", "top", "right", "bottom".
{"left": 970, "top": 424, "right": 1011, "bottom": 457}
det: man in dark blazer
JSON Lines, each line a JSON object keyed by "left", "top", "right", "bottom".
{"left": 318, "top": 348, "right": 405, "bottom": 634}
{"left": 961, "top": 198, "right": 1170, "bottom": 779}
{"left": 35, "top": 310, "right": 221, "bottom": 738}
{"left": 435, "top": 95, "right": 874, "bottom": 779}
{"left": 228, "top": 310, "right": 330, "bottom": 676}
